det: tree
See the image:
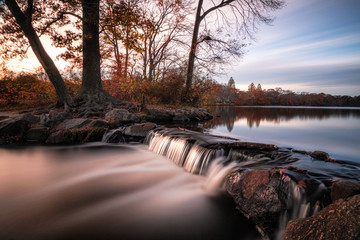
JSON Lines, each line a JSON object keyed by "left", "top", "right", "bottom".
{"left": 139, "top": 0, "right": 191, "bottom": 81}
{"left": 256, "top": 83, "right": 262, "bottom": 91}
{"left": 101, "top": 0, "right": 143, "bottom": 78}
{"left": 77, "top": 0, "right": 105, "bottom": 102}
{"left": 1, "top": 0, "right": 73, "bottom": 106}
{"left": 248, "top": 82, "right": 255, "bottom": 92}
{"left": 228, "top": 77, "right": 235, "bottom": 88}
{"left": 183, "top": 0, "right": 284, "bottom": 102}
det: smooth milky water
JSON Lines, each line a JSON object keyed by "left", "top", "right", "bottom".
{"left": 0, "top": 143, "right": 260, "bottom": 240}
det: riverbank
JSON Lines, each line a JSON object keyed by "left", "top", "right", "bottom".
{"left": 0, "top": 105, "right": 213, "bottom": 145}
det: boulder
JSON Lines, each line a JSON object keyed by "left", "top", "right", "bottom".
{"left": 124, "top": 122, "right": 157, "bottom": 137}
{"left": 102, "top": 129, "right": 125, "bottom": 143}
{"left": 0, "top": 119, "right": 31, "bottom": 141}
{"left": 40, "top": 110, "right": 72, "bottom": 127}
{"left": 21, "top": 113, "right": 39, "bottom": 124}
{"left": 226, "top": 170, "right": 289, "bottom": 231}
{"left": 25, "top": 127, "right": 49, "bottom": 143}
{"left": 331, "top": 181, "right": 360, "bottom": 202}
{"left": 284, "top": 194, "right": 360, "bottom": 240}
{"left": 145, "top": 108, "right": 175, "bottom": 122}
{"left": 46, "top": 127, "right": 106, "bottom": 144}
{"left": 105, "top": 109, "right": 138, "bottom": 125}
{"left": 87, "top": 119, "right": 109, "bottom": 129}
{"left": 56, "top": 118, "right": 92, "bottom": 130}
{"left": 310, "top": 151, "right": 330, "bottom": 161}
{"left": 173, "top": 113, "right": 190, "bottom": 123}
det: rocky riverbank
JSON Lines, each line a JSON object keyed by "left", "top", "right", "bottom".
{"left": 0, "top": 106, "right": 213, "bottom": 145}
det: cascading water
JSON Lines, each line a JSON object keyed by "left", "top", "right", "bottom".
{"left": 143, "top": 128, "right": 332, "bottom": 239}
{"left": 146, "top": 129, "right": 224, "bottom": 174}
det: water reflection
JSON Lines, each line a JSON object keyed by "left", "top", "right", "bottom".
{"left": 202, "top": 106, "right": 360, "bottom": 162}
{"left": 206, "top": 106, "right": 360, "bottom": 129}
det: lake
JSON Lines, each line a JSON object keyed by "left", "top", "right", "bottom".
{"left": 202, "top": 106, "right": 360, "bottom": 163}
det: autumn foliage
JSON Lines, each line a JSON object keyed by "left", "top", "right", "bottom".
{"left": 0, "top": 74, "right": 80, "bottom": 108}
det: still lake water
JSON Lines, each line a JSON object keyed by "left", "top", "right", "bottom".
{"left": 203, "top": 106, "right": 360, "bottom": 163}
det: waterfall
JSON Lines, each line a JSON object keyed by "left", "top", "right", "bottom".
{"left": 146, "top": 129, "right": 223, "bottom": 174}
{"left": 275, "top": 181, "right": 325, "bottom": 239}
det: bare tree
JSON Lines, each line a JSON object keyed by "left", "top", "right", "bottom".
{"left": 139, "top": 0, "right": 192, "bottom": 81}
{"left": 183, "top": 0, "right": 284, "bottom": 101}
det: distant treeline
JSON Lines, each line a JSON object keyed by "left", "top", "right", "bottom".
{"left": 213, "top": 82, "right": 360, "bottom": 107}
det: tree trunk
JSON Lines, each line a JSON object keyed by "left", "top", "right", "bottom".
{"left": 78, "top": 0, "right": 104, "bottom": 100}
{"left": 184, "top": 0, "right": 203, "bottom": 102}
{"left": 5, "top": 0, "right": 73, "bottom": 106}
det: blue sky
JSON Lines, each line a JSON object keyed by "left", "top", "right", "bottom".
{"left": 218, "top": 0, "right": 360, "bottom": 96}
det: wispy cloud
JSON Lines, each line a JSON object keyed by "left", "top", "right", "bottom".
{"left": 218, "top": 0, "right": 360, "bottom": 96}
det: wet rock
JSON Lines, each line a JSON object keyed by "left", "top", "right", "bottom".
{"left": 331, "top": 181, "right": 360, "bottom": 202}
{"left": 284, "top": 194, "right": 360, "bottom": 240}
{"left": 105, "top": 109, "right": 138, "bottom": 125}
{"left": 40, "top": 110, "right": 72, "bottom": 127}
{"left": 310, "top": 151, "right": 330, "bottom": 161}
{"left": 0, "top": 119, "right": 31, "bottom": 141}
{"left": 25, "top": 127, "right": 49, "bottom": 143}
{"left": 56, "top": 118, "right": 92, "bottom": 130}
{"left": 226, "top": 170, "right": 289, "bottom": 232}
{"left": 102, "top": 129, "right": 125, "bottom": 143}
{"left": 124, "top": 122, "right": 157, "bottom": 137}
{"left": 21, "top": 113, "right": 39, "bottom": 124}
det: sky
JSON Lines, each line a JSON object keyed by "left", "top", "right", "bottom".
{"left": 4, "top": 0, "right": 360, "bottom": 96}
{"left": 217, "top": 0, "right": 360, "bottom": 96}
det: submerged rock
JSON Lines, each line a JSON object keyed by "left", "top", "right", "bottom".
{"left": 331, "top": 181, "right": 360, "bottom": 202}
{"left": 226, "top": 170, "right": 289, "bottom": 233}
{"left": 284, "top": 194, "right": 360, "bottom": 240}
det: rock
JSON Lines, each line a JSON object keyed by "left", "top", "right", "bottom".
{"left": 46, "top": 127, "right": 106, "bottom": 144}
{"left": 56, "top": 118, "right": 92, "bottom": 130}
{"left": 21, "top": 113, "right": 39, "bottom": 124}
{"left": 84, "top": 111, "right": 105, "bottom": 118}
{"left": 0, "top": 116, "right": 9, "bottom": 121}
{"left": 40, "top": 110, "right": 72, "bottom": 127}
{"left": 25, "top": 127, "right": 48, "bottom": 143}
{"left": 173, "top": 113, "right": 190, "bottom": 123}
{"left": 331, "top": 181, "right": 360, "bottom": 202}
{"left": 284, "top": 194, "right": 360, "bottom": 240}
{"left": 105, "top": 109, "right": 138, "bottom": 125}
{"left": 226, "top": 170, "right": 289, "bottom": 231}
{"left": 87, "top": 119, "right": 109, "bottom": 129}
{"left": 310, "top": 151, "right": 330, "bottom": 161}
{"left": 102, "top": 129, "right": 125, "bottom": 143}
{"left": 145, "top": 108, "right": 175, "bottom": 122}
{"left": 0, "top": 119, "right": 31, "bottom": 141}
{"left": 124, "top": 122, "right": 157, "bottom": 137}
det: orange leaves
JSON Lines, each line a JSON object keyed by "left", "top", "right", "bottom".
{"left": 297, "top": 180, "right": 307, "bottom": 188}
{"left": 0, "top": 73, "right": 80, "bottom": 107}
